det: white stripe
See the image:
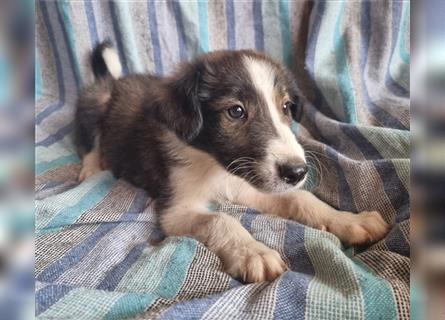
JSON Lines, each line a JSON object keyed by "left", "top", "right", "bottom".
{"left": 243, "top": 56, "right": 305, "bottom": 161}
{"left": 102, "top": 47, "right": 122, "bottom": 79}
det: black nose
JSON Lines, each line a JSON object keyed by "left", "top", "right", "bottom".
{"left": 278, "top": 163, "right": 307, "bottom": 185}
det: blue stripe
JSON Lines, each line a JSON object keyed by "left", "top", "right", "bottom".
{"left": 172, "top": 0, "right": 188, "bottom": 60}
{"left": 325, "top": 146, "right": 357, "bottom": 212}
{"left": 279, "top": 0, "right": 291, "bottom": 67}
{"left": 147, "top": 0, "right": 164, "bottom": 75}
{"left": 284, "top": 222, "right": 313, "bottom": 273}
{"left": 84, "top": 0, "right": 99, "bottom": 47}
{"left": 109, "top": 0, "right": 129, "bottom": 75}
{"left": 197, "top": 0, "right": 209, "bottom": 52}
{"left": 304, "top": 1, "right": 336, "bottom": 119}
{"left": 160, "top": 291, "right": 226, "bottom": 319}
{"left": 384, "top": 222, "right": 409, "bottom": 257}
{"left": 36, "top": 190, "right": 148, "bottom": 283}
{"left": 252, "top": 0, "right": 264, "bottom": 51}
{"left": 395, "top": 202, "right": 409, "bottom": 223}
{"left": 36, "top": 2, "right": 66, "bottom": 125}
{"left": 340, "top": 125, "right": 408, "bottom": 212}
{"left": 35, "top": 283, "right": 72, "bottom": 315}
{"left": 35, "top": 153, "right": 79, "bottom": 176}
{"left": 36, "top": 100, "right": 65, "bottom": 125}
{"left": 360, "top": 1, "right": 406, "bottom": 129}
{"left": 55, "top": 0, "right": 81, "bottom": 88}
{"left": 226, "top": 0, "right": 235, "bottom": 50}
{"left": 334, "top": 2, "right": 357, "bottom": 124}
{"left": 274, "top": 222, "right": 313, "bottom": 319}
{"left": 384, "top": 1, "right": 409, "bottom": 98}
{"left": 274, "top": 271, "right": 312, "bottom": 319}
{"left": 373, "top": 159, "right": 409, "bottom": 213}
{"left": 36, "top": 122, "right": 74, "bottom": 148}
{"left": 96, "top": 241, "right": 149, "bottom": 291}
{"left": 36, "top": 224, "right": 117, "bottom": 283}
{"left": 240, "top": 208, "right": 257, "bottom": 232}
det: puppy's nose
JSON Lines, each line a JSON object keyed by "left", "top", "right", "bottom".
{"left": 278, "top": 163, "right": 307, "bottom": 185}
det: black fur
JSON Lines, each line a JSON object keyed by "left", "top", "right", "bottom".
{"left": 91, "top": 40, "right": 113, "bottom": 79}
{"left": 74, "top": 78, "right": 113, "bottom": 154}
{"left": 147, "top": 62, "right": 204, "bottom": 141}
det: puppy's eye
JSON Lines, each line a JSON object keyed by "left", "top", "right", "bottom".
{"left": 227, "top": 105, "right": 246, "bottom": 119}
{"left": 283, "top": 101, "right": 293, "bottom": 115}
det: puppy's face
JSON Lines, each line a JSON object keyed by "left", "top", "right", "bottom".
{"left": 165, "top": 50, "right": 306, "bottom": 193}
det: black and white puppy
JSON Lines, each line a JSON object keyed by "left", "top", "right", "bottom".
{"left": 75, "top": 42, "right": 389, "bottom": 283}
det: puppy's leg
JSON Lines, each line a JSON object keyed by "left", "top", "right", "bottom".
{"left": 161, "top": 205, "right": 287, "bottom": 282}
{"left": 79, "top": 135, "right": 103, "bottom": 181}
{"left": 227, "top": 181, "right": 389, "bottom": 246}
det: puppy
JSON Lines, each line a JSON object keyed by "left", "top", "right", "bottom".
{"left": 75, "top": 42, "right": 389, "bottom": 283}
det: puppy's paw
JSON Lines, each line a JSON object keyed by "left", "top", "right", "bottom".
{"left": 222, "top": 241, "right": 287, "bottom": 283}
{"left": 78, "top": 165, "right": 101, "bottom": 182}
{"left": 325, "top": 211, "right": 390, "bottom": 246}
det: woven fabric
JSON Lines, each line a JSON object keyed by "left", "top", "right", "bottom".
{"left": 35, "top": 1, "right": 410, "bottom": 319}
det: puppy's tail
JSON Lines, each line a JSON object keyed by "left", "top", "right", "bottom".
{"left": 91, "top": 40, "right": 122, "bottom": 80}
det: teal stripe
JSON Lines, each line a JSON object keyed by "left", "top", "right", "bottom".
{"left": 352, "top": 258, "right": 397, "bottom": 319}
{"left": 178, "top": 1, "right": 200, "bottom": 57}
{"left": 57, "top": 0, "right": 82, "bottom": 85}
{"left": 108, "top": 237, "right": 197, "bottom": 319}
{"left": 104, "top": 293, "right": 156, "bottom": 320}
{"left": 398, "top": 1, "right": 410, "bottom": 65}
{"left": 41, "top": 173, "right": 115, "bottom": 234}
{"left": 334, "top": 1, "right": 357, "bottom": 124}
{"left": 155, "top": 237, "right": 197, "bottom": 298}
{"left": 38, "top": 288, "right": 122, "bottom": 319}
{"left": 388, "top": 1, "right": 409, "bottom": 91}
{"left": 114, "top": 2, "right": 143, "bottom": 73}
{"left": 35, "top": 153, "right": 79, "bottom": 176}
{"left": 279, "top": 0, "right": 291, "bottom": 67}
{"left": 410, "top": 279, "right": 423, "bottom": 320}
{"left": 262, "top": 0, "right": 283, "bottom": 62}
{"left": 313, "top": 2, "right": 347, "bottom": 121}
{"left": 115, "top": 243, "right": 177, "bottom": 292}
{"left": 36, "top": 51, "right": 42, "bottom": 99}
{"left": 198, "top": 0, "right": 209, "bottom": 52}
{"left": 0, "top": 53, "right": 10, "bottom": 104}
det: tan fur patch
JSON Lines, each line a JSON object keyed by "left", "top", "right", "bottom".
{"left": 79, "top": 136, "right": 103, "bottom": 182}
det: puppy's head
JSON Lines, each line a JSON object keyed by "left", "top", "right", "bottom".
{"left": 160, "top": 50, "right": 306, "bottom": 193}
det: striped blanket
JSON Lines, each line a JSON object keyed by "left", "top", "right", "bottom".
{"left": 35, "top": 1, "right": 410, "bottom": 319}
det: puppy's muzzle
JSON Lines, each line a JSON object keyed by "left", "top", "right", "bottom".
{"left": 278, "top": 162, "right": 308, "bottom": 186}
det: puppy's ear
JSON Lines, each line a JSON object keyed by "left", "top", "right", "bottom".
{"left": 152, "top": 64, "right": 203, "bottom": 141}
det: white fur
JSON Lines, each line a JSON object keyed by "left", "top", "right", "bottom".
{"left": 102, "top": 47, "right": 122, "bottom": 79}
{"left": 243, "top": 56, "right": 306, "bottom": 190}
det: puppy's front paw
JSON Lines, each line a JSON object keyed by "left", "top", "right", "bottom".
{"left": 78, "top": 165, "right": 101, "bottom": 182}
{"left": 221, "top": 241, "right": 287, "bottom": 283}
{"left": 325, "top": 211, "right": 390, "bottom": 246}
